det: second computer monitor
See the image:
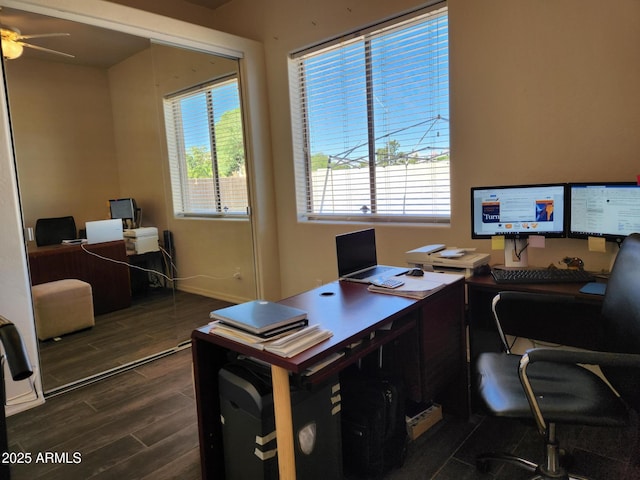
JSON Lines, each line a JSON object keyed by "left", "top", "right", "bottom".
{"left": 568, "top": 182, "right": 640, "bottom": 244}
{"left": 109, "top": 198, "right": 138, "bottom": 228}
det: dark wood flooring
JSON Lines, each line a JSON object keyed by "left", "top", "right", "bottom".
{"left": 38, "top": 289, "right": 232, "bottom": 394}
{"left": 6, "top": 290, "right": 639, "bottom": 479}
{"left": 8, "top": 346, "right": 639, "bottom": 479}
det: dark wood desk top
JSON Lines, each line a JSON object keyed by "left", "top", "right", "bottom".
{"left": 466, "top": 274, "right": 605, "bottom": 304}
{"left": 28, "top": 240, "right": 126, "bottom": 255}
{"left": 194, "top": 278, "right": 464, "bottom": 375}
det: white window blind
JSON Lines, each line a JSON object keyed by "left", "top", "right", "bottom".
{"left": 290, "top": 5, "right": 450, "bottom": 223}
{"left": 164, "top": 76, "right": 248, "bottom": 218}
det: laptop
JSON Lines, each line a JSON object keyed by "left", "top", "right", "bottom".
{"left": 336, "top": 228, "right": 408, "bottom": 283}
{"left": 85, "top": 219, "right": 124, "bottom": 244}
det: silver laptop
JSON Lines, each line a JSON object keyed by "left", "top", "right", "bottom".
{"left": 336, "top": 228, "right": 408, "bottom": 283}
{"left": 85, "top": 219, "right": 123, "bottom": 244}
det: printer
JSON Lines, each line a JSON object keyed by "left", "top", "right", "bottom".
{"left": 406, "top": 245, "right": 490, "bottom": 277}
{"left": 123, "top": 227, "right": 160, "bottom": 254}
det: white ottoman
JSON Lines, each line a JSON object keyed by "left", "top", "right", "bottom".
{"left": 32, "top": 279, "right": 95, "bottom": 341}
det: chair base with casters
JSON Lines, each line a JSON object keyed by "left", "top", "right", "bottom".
{"left": 476, "top": 423, "right": 587, "bottom": 480}
{"left": 474, "top": 349, "right": 632, "bottom": 480}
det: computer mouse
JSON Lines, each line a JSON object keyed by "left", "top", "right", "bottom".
{"left": 475, "top": 264, "right": 492, "bottom": 276}
{"left": 407, "top": 268, "right": 424, "bottom": 277}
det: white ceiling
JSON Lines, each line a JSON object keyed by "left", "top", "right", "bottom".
{"left": 1, "top": 6, "right": 150, "bottom": 68}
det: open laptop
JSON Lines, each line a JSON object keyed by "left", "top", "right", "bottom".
{"left": 336, "top": 228, "right": 408, "bottom": 283}
{"left": 85, "top": 219, "right": 124, "bottom": 244}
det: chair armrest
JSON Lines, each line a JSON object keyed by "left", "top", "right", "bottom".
{"left": 491, "top": 292, "right": 579, "bottom": 353}
{"left": 523, "top": 347, "right": 640, "bottom": 369}
{"left": 517, "top": 347, "right": 640, "bottom": 434}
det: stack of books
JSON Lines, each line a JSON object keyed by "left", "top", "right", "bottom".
{"left": 208, "top": 300, "right": 332, "bottom": 357}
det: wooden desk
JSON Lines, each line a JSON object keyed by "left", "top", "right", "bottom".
{"left": 28, "top": 240, "right": 131, "bottom": 315}
{"left": 191, "top": 278, "right": 467, "bottom": 479}
{"left": 466, "top": 275, "right": 605, "bottom": 361}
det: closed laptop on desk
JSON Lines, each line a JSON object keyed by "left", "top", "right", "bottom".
{"left": 210, "top": 300, "right": 308, "bottom": 335}
{"left": 336, "top": 228, "right": 407, "bottom": 283}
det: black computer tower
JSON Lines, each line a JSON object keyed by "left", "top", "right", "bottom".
{"left": 218, "top": 360, "right": 343, "bottom": 479}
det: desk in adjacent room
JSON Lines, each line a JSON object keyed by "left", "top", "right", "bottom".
{"left": 28, "top": 240, "right": 131, "bottom": 315}
{"left": 191, "top": 277, "right": 468, "bottom": 479}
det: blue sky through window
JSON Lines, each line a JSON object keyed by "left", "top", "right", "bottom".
{"left": 302, "top": 14, "right": 449, "bottom": 164}
{"left": 179, "top": 81, "right": 241, "bottom": 150}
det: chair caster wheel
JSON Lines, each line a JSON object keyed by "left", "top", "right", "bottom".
{"left": 476, "top": 459, "right": 491, "bottom": 473}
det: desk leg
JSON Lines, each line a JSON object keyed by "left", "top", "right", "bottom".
{"left": 271, "top": 364, "right": 296, "bottom": 480}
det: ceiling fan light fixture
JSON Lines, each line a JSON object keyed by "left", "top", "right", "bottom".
{"left": 1, "top": 38, "right": 23, "bottom": 59}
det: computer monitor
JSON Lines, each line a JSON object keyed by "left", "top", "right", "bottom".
{"left": 568, "top": 182, "right": 640, "bottom": 244}
{"left": 109, "top": 198, "right": 137, "bottom": 227}
{"left": 471, "top": 183, "right": 567, "bottom": 266}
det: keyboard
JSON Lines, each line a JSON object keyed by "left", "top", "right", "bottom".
{"left": 491, "top": 268, "right": 594, "bottom": 284}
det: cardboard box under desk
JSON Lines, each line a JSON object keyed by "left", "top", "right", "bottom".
{"left": 406, "top": 403, "right": 443, "bottom": 440}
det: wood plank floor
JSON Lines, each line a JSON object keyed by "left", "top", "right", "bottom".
{"left": 38, "top": 289, "right": 232, "bottom": 393}
{"left": 7, "top": 348, "right": 639, "bottom": 479}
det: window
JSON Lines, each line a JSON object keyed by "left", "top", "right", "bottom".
{"left": 290, "top": 4, "right": 449, "bottom": 223}
{"left": 164, "top": 76, "right": 248, "bottom": 218}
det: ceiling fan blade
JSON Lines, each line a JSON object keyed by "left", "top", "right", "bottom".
{"left": 20, "top": 42, "right": 74, "bottom": 58}
{"left": 18, "top": 32, "right": 70, "bottom": 40}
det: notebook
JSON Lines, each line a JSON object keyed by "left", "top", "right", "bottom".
{"left": 209, "top": 300, "right": 308, "bottom": 336}
{"left": 336, "top": 228, "right": 408, "bottom": 283}
{"left": 85, "top": 219, "right": 124, "bottom": 244}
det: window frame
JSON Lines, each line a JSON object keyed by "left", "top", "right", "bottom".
{"left": 289, "top": 2, "right": 450, "bottom": 225}
{"left": 163, "top": 74, "right": 249, "bottom": 220}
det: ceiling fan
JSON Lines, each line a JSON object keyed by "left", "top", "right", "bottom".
{"left": 1, "top": 26, "right": 74, "bottom": 60}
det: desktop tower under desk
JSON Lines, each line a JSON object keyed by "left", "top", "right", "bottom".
{"left": 191, "top": 278, "right": 468, "bottom": 479}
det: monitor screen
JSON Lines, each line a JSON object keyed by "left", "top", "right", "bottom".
{"left": 109, "top": 198, "right": 136, "bottom": 220}
{"left": 471, "top": 184, "right": 567, "bottom": 239}
{"left": 568, "top": 182, "right": 640, "bottom": 242}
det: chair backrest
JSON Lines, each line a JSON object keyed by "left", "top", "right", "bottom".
{"left": 34, "top": 216, "right": 77, "bottom": 246}
{"left": 600, "top": 232, "right": 640, "bottom": 411}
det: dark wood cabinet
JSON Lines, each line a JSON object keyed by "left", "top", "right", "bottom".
{"left": 28, "top": 240, "right": 131, "bottom": 315}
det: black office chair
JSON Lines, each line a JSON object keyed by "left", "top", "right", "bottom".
{"left": 34, "top": 216, "right": 77, "bottom": 246}
{"left": 473, "top": 233, "right": 640, "bottom": 480}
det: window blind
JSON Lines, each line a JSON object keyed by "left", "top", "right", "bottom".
{"left": 164, "top": 76, "right": 248, "bottom": 218}
{"left": 290, "top": 5, "right": 450, "bottom": 223}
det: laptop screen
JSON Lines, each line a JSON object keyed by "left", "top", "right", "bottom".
{"left": 336, "top": 229, "right": 378, "bottom": 277}
{"left": 85, "top": 219, "right": 124, "bottom": 244}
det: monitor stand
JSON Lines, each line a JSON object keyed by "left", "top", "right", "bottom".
{"left": 504, "top": 238, "right": 528, "bottom": 267}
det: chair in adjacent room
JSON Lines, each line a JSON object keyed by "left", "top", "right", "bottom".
{"left": 34, "top": 216, "right": 77, "bottom": 246}
{"left": 473, "top": 233, "right": 640, "bottom": 480}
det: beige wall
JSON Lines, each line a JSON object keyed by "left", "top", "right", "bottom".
{"left": 204, "top": 0, "right": 640, "bottom": 297}
{"left": 6, "top": 59, "right": 121, "bottom": 230}
{"left": 146, "top": 43, "right": 257, "bottom": 302}
{"left": 7, "top": 44, "right": 258, "bottom": 303}
{"left": 7, "top": 0, "right": 640, "bottom": 302}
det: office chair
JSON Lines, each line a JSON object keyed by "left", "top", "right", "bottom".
{"left": 34, "top": 216, "right": 77, "bottom": 246}
{"left": 473, "top": 233, "right": 640, "bottom": 480}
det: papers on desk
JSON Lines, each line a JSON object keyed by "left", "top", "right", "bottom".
{"left": 367, "top": 271, "right": 463, "bottom": 299}
{"left": 209, "top": 321, "right": 333, "bottom": 358}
